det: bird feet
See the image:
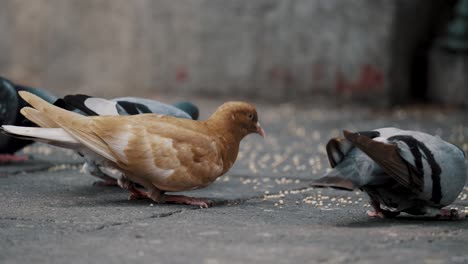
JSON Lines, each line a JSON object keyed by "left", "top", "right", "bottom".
{"left": 128, "top": 191, "right": 150, "bottom": 200}
{"left": 367, "top": 210, "right": 385, "bottom": 218}
{"left": 435, "top": 208, "right": 465, "bottom": 220}
{"left": 0, "top": 154, "right": 28, "bottom": 164}
{"left": 162, "top": 195, "right": 213, "bottom": 208}
{"left": 117, "top": 177, "right": 212, "bottom": 208}
{"left": 367, "top": 201, "right": 400, "bottom": 219}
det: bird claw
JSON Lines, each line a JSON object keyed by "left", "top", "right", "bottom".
{"left": 163, "top": 195, "right": 213, "bottom": 208}
{"left": 128, "top": 192, "right": 149, "bottom": 200}
{"left": 436, "top": 208, "right": 465, "bottom": 220}
{"left": 367, "top": 210, "right": 385, "bottom": 218}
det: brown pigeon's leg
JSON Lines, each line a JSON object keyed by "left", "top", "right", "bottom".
{"left": 118, "top": 176, "right": 146, "bottom": 199}
{"left": 127, "top": 185, "right": 150, "bottom": 200}
{"left": 162, "top": 194, "right": 213, "bottom": 208}
{"left": 0, "top": 154, "right": 28, "bottom": 164}
{"left": 83, "top": 161, "right": 118, "bottom": 187}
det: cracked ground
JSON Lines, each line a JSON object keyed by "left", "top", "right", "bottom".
{"left": 1, "top": 99, "right": 468, "bottom": 264}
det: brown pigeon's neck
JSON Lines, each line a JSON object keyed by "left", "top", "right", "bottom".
{"left": 204, "top": 118, "right": 243, "bottom": 172}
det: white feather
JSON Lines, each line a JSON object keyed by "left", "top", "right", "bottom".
{"left": 84, "top": 98, "right": 119, "bottom": 116}
{"left": 145, "top": 135, "right": 175, "bottom": 179}
{"left": 2, "top": 125, "right": 78, "bottom": 144}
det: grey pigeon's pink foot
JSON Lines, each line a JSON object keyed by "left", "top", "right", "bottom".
{"left": 0, "top": 154, "right": 28, "bottom": 164}
{"left": 367, "top": 200, "right": 385, "bottom": 218}
{"left": 435, "top": 208, "right": 465, "bottom": 220}
{"left": 367, "top": 210, "right": 385, "bottom": 218}
{"left": 163, "top": 195, "right": 213, "bottom": 208}
{"left": 92, "top": 179, "right": 118, "bottom": 187}
{"left": 366, "top": 200, "right": 400, "bottom": 218}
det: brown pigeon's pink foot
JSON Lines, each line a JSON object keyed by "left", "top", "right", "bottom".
{"left": 127, "top": 186, "right": 150, "bottom": 200}
{"left": 0, "top": 154, "right": 28, "bottom": 164}
{"left": 92, "top": 179, "right": 118, "bottom": 187}
{"left": 163, "top": 195, "right": 213, "bottom": 208}
{"left": 435, "top": 208, "right": 465, "bottom": 220}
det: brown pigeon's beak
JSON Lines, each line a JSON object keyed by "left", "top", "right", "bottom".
{"left": 256, "top": 122, "right": 266, "bottom": 138}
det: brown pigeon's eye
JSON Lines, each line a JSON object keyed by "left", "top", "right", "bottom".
{"left": 247, "top": 113, "right": 254, "bottom": 120}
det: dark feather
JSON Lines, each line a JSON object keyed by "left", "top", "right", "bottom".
{"left": 343, "top": 130, "right": 424, "bottom": 193}
{"left": 61, "top": 94, "right": 99, "bottom": 116}
{"left": 326, "top": 131, "right": 380, "bottom": 168}
{"left": 310, "top": 175, "right": 357, "bottom": 191}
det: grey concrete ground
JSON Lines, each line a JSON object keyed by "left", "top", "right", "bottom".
{"left": 1, "top": 100, "right": 468, "bottom": 264}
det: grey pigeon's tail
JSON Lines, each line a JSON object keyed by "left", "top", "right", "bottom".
{"left": 311, "top": 143, "right": 383, "bottom": 191}
{"left": 310, "top": 158, "right": 367, "bottom": 191}
{"left": 310, "top": 173, "right": 357, "bottom": 191}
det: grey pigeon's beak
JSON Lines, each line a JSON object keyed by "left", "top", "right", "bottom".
{"left": 256, "top": 122, "right": 266, "bottom": 138}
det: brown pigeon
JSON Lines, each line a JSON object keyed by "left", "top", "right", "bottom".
{"left": 2, "top": 91, "right": 265, "bottom": 208}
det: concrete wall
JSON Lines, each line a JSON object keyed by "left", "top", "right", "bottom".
{"left": 0, "top": 0, "right": 432, "bottom": 104}
{"left": 428, "top": 48, "right": 468, "bottom": 106}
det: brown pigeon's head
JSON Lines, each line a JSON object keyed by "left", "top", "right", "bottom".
{"left": 210, "top": 101, "right": 265, "bottom": 139}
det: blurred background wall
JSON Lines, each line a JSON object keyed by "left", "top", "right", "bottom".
{"left": 0, "top": 0, "right": 464, "bottom": 105}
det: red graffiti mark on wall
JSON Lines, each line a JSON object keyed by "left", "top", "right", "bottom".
{"left": 176, "top": 67, "right": 188, "bottom": 83}
{"left": 335, "top": 64, "right": 384, "bottom": 93}
{"left": 268, "top": 66, "right": 294, "bottom": 85}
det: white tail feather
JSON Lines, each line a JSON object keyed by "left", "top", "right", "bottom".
{"left": 2, "top": 125, "right": 79, "bottom": 144}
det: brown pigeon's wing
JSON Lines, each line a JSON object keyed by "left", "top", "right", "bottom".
{"left": 326, "top": 131, "right": 380, "bottom": 168}
{"left": 343, "top": 130, "right": 423, "bottom": 193}
{"left": 54, "top": 117, "right": 118, "bottom": 163}
{"left": 89, "top": 115, "right": 223, "bottom": 187}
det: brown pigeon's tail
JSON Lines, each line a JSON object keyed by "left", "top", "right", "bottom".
{"left": 310, "top": 172, "right": 357, "bottom": 191}
{"left": 1, "top": 125, "right": 80, "bottom": 149}
{"left": 20, "top": 107, "right": 59, "bottom": 128}
{"left": 18, "top": 91, "right": 85, "bottom": 128}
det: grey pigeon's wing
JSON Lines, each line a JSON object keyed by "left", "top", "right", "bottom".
{"left": 326, "top": 130, "right": 380, "bottom": 168}
{"left": 58, "top": 94, "right": 121, "bottom": 116}
{"left": 112, "top": 97, "right": 192, "bottom": 119}
{"left": 343, "top": 130, "right": 424, "bottom": 193}
{"left": 326, "top": 137, "right": 350, "bottom": 168}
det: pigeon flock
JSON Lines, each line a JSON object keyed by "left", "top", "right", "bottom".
{"left": 0, "top": 76, "right": 466, "bottom": 219}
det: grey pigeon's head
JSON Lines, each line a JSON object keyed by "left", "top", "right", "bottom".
{"left": 173, "top": 101, "right": 199, "bottom": 120}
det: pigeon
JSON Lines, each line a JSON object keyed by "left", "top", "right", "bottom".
{"left": 2, "top": 91, "right": 265, "bottom": 207}
{"left": 311, "top": 127, "right": 466, "bottom": 220}
{"left": 53, "top": 94, "right": 200, "bottom": 186}
{"left": 0, "top": 75, "right": 199, "bottom": 173}
{"left": 55, "top": 95, "right": 199, "bottom": 120}
{"left": 0, "top": 76, "right": 57, "bottom": 163}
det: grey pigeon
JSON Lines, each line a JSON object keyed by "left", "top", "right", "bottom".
{"left": 56, "top": 95, "right": 198, "bottom": 120}
{"left": 311, "top": 127, "right": 467, "bottom": 220}
{"left": 0, "top": 76, "right": 57, "bottom": 162}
